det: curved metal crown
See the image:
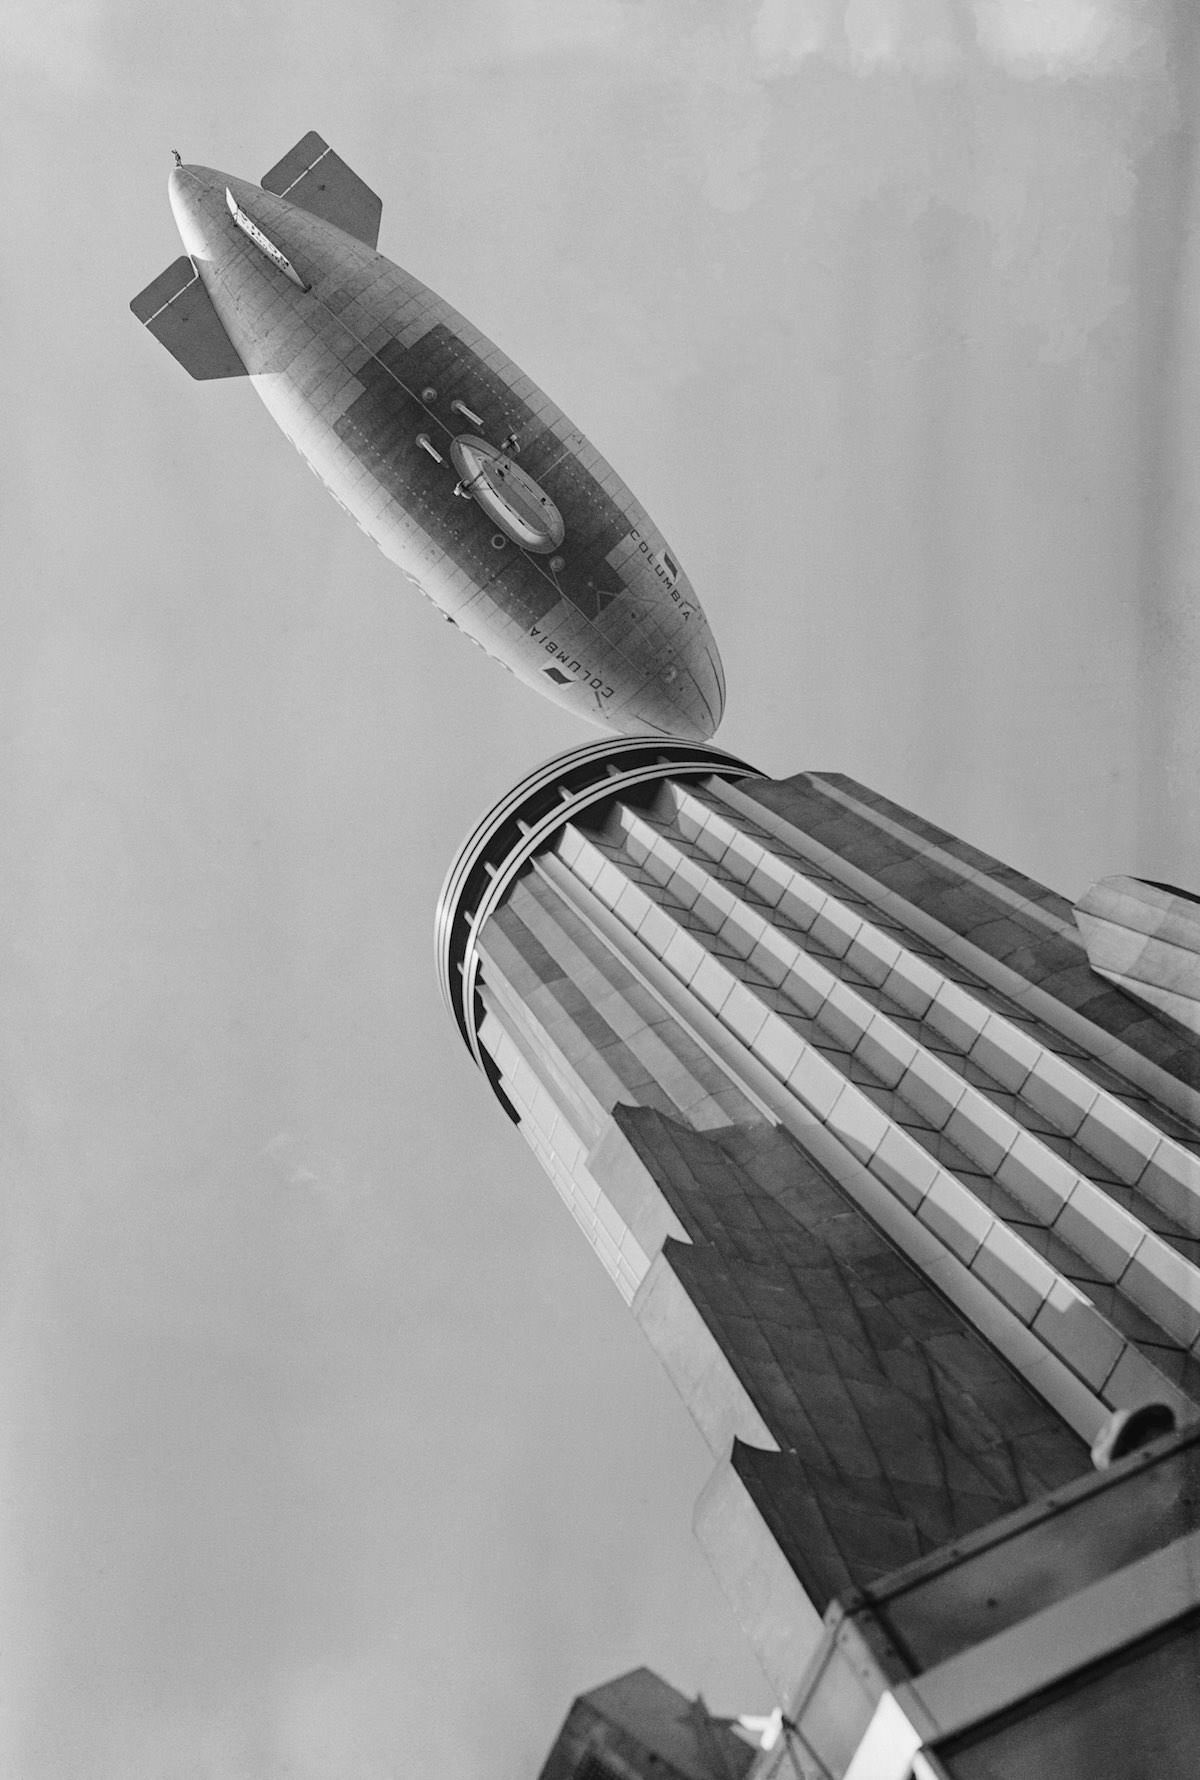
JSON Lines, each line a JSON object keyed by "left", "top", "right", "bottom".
{"left": 436, "top": 735, "right": 760, "bottom": 1067}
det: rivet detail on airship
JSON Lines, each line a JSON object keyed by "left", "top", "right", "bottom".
{"left": 131, "top": 132, "right": 725, "bottom": 739}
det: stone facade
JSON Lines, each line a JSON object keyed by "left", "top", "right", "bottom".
{"left": 438, "top": 739, "right": 1200, "bottom": 1701}
{"left": 1075, "top": 874, "right": 1200, "bottom": 1038}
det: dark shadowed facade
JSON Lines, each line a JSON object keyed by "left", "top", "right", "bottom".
{"left": 535, "top": 1668, "right": 755, "bottom": 1780}
{"left": 437, "top": 738, "right": 1200, "bottom": 1778}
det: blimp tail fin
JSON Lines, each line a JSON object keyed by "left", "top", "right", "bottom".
{"left": 129, "top": 256, "right": 248, "bottom": 380}
{"left": 261, "top": 131, "right": 382, "bottom": 249}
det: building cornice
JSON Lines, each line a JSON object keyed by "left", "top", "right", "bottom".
{"left": 435, "top": 736, "right": 759, "bottom": 1066}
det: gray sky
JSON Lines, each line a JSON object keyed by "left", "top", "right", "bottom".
{"left": 4, "top": 1, "right": 1200, "bottom": 1775}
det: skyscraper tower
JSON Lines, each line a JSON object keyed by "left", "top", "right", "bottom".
{"left": 437, "top": 737, "right": 1200, "bottom": 1776}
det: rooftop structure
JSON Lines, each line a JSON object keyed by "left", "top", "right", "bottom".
{"left": 536, "top": 1668, "right": 755, "bottom": 1780}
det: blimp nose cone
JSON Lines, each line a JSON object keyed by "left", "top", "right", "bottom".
{"left": 622, "top": 630, "right": 723, "bottom": 743}
{"left": 695, "top": 635, "right": 726, "bottom": 738}
{"left": 667, "top": 620, "right": 726, "bottom": 741}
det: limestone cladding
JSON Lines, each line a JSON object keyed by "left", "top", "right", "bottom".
{"left": 1075, "top": 875, "right": 1200, "bottom": 1037}
{"left": 449, "top": 754, "right": 1200, "bottom": 1691}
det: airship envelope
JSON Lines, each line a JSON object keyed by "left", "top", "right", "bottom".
{"left": 131, "top": 133, "right": 726, "bottom": 739}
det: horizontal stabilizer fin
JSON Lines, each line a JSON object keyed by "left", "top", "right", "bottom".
{"left": 260, "top": 131, "right": 382, "bottom": 249}
{"left": 129, "top": 256, "right": 247, "bottom": 380}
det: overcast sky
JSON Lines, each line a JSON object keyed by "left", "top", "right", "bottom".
{"left": 4, "top": 2, "right": 1200, "bottom": 1776}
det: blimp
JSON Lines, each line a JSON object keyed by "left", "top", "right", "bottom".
{"left": 131, "top": 133, "right": 725, "bottom": 740}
